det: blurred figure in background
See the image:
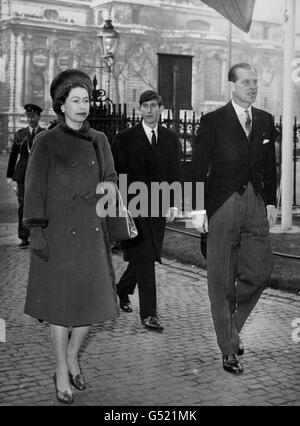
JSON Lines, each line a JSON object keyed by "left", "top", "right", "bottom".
{"left": 6, "top": 104, "right": 44, "bottom": 248}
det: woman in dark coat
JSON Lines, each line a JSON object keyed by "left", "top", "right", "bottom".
{"left": 23, "top": 69, "right": 119, "bottom": 404}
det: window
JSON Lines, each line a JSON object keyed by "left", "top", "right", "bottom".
{"left": 132, "top": 6, "right": 142, "bottom": 24}
{"left": 132, "top": 89, "right": 137, "bottom": 102}
{"left": 33, "top": 36, "right": 47, "bottom": 46}
{"left": 262, "top": 23, "right": 271, "bottom": 40}
{"left": 31, "top": 73, "right": 45, "bottom": 109}
{"left": 269, "top": 24, "right": 282, "bottom": 43}
{"left": 97, "top": 10, "right": 103, "bottom": 26}
{"left": 44, "top": 9, "right": 59, "bottom": 20}
{"left": 59, "top": 39, "right": 71, "bottom": 49}
{"left": 185, "top": 20, "right": 210, "bottom": 32}
{"left": 250, "top": 22, "right": 264, "bottom": 40}
{"left": 205, "top": 57, "right": 222, "bottom": 101}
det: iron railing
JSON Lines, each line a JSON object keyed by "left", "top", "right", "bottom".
{"left": 275, "top": 116, "right": 300, "bottom": 206}
{"left": 88, "top": 96, "right": 300, "bottom": 206}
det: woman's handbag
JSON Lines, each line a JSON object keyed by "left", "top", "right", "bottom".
{"left": 105, "top": 188, "right": 138, "bottom": 243}
{"left": 92, "top": 139, "right": 138, "bottom": 243}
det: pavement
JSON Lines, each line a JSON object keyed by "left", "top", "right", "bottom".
{"left": 0, "top": 222, "right": 300, "bottom": 406}
{"left": 0, "top": 153, "right": 300, "bottom": 407}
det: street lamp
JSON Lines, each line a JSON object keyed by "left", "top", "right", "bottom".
{"left": 97, "top": 19, "right": 120, "bottom": 100}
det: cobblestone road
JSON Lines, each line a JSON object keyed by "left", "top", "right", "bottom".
{"left": 0, "top": 221, "right": 300, "bottom": 406}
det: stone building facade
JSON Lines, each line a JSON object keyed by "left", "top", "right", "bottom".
{"left": 0, "top": 0, "right": 299, "bottom": 148}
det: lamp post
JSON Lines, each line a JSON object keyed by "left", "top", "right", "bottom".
{"left": 97, "top": 19, "right": 120, "bottom": 100}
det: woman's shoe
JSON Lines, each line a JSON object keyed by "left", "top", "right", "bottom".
{"left": 69, "top": 372, "right": 86, "bottom": 391}
{"left": 53, "top": 373, "right": 73, "bottom": 404}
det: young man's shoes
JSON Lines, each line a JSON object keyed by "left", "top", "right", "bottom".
{"left": 237, "top": 341, "right": 244, "bottom": 356}
{"left": 119, "top": 295, "right": 133, "bottom": 313}
{"left": 141, "top": 316, "right": 164, "bottom": 332}
{"left": 222, "top": 354, "right": 244, "bottom": 374}
{"left": 19, "top": 239, "right": 29, "bottom": 248}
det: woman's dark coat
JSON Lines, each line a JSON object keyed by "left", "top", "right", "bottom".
{"left": 112, "top": 123, "right": 181, "bottom": 263}
{"left": 23, "top": 121, "right": 119, "bottom": 326}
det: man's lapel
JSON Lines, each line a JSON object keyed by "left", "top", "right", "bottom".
{"left": 157, "top": 124, "right": 164, "bottom": 147}
{"left": 25, "top": 127, "right": 31, "bottom": 139}
{"left": 135, "top": 122, "right": 152, "bottom": 150}
{"left": 22, "top": 127, "right": 31, "bottom": 151}
{"left": 249, "top": 107, "right": 262, "bottom": 143}
{"left": 135, "top": 122, "right": 160, "bottom": 159}
{"left": 248, "top": 107, "right": 265, "bottom": 162}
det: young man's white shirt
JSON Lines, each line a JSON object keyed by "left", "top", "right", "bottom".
{"left": 142, "top": 120, "right": 158, "bottom": 145}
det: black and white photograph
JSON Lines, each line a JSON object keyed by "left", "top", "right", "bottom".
{"left": 0, "top": 0, "right": 299, "bottom": 409}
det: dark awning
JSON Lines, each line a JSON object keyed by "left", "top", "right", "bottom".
{"left": 201, "top": 0, "right": 256, "bottom": 32}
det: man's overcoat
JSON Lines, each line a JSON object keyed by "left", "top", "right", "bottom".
{"left": 7, "top": 126, "right": 45, "bottom": 182}
{"left": 112, "top": 123, "right": 181, "bottom": 263}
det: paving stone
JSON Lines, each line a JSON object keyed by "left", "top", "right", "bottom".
{"left": 0, "top": 222, "right": 300, "bottom": 406}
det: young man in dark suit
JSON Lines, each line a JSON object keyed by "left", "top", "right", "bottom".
{"left": 112, "top": 90, "right": 181, "bottom": 331}
{"left": 191, "top": 63, "right": 277, "bottom": 374}
{"left": 6, "top": 104, "right": 45, "bottom": 247}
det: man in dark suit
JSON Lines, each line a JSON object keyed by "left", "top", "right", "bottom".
{"left": 112, "top": 90, "right": 181, "bottom": 331}
{"left": 191, "top": 63, "right": 277, "bottom": 374}
{"left": 6, "top": 104, "right": 45, "bottom": 247}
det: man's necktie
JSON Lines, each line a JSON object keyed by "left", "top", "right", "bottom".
{"left": 244, "top": 110, "right": 252, "bottom": 138}
{"left": 151, "top": 130, "right": 157, "bottom": 147}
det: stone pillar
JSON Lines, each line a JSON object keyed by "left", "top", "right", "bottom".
{"left": 220, "top": 53, "right": 228, "bottom": 102}
{"left": 23, "top": 34, "right": 33, "bottom": 104}
{"left": 15, "top": 33, "right": 24, "bottom": 111}
{"left": 47, "top": 37, "right": 58, "bottom": 111}
{"left": 72, "top": 37, "right": 85, "bottom": 69}
{"left": 73, "top": 52, "right": 80, "bottom": 69}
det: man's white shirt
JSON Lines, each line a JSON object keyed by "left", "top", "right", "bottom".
{"left": 231, "top": 99, "right": 252, "bottom": 136}
{"left": 142, "top": 120, "right": 158, "bottom": 145}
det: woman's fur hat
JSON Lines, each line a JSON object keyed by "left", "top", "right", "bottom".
{"left": 50, "top": 69, "right": 93, "bottom": 115}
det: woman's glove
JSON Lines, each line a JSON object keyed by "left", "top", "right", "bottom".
{"left": 30, "top": 227, "right": 49, "bottom": 261}
{"left": 96, "top": 182, "right": 117, "bottom": 206}
{"left": 96, "top": 182, "right": 118, "bottom": 217}
{"left": 96, "top": 182, "right": 116, "bottom": 207}
{"left": 82, "top": 182, "right": 116, "bottom": 207}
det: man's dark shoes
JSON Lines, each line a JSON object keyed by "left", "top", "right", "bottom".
{"left": 238, "top": 341, "right": 244, "bottom": 356}
{"left": 141, "top": 316, "right": 164, "bottom": 332}
{"left": 222, "top": 354, "right": 244, "bottom": 374}
{"left": 119, "top": 296, "right": 133, "bottom": 313}
{"left": 19, "top": 239, "right": 29, "bottom": 248}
